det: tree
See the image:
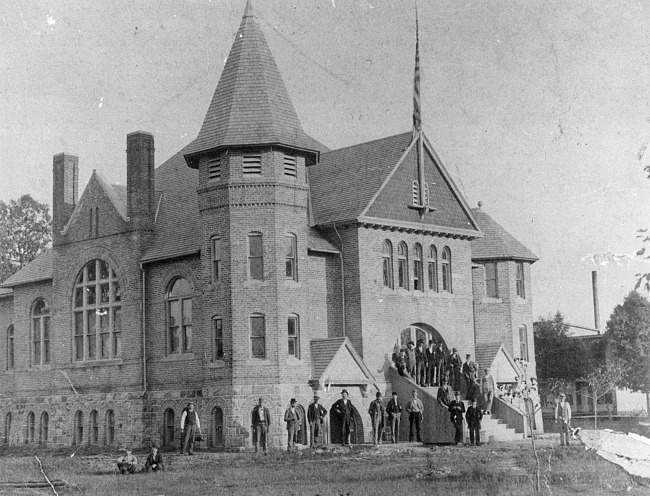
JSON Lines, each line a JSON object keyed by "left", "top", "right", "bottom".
{"left": 534, "top": 312, "right": 593, "bottom": 382}
{"left": 605, "top": 291, "right": 650, "bottom": 414}
{"left": 580, "top": 360, "right": 628, "bottom": 429}
{"left": 0, "top": 195, "right": 52, "bottom": 283}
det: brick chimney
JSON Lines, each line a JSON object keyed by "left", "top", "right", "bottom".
{"left": 52, "top": 153, "right": 78, "bottom": 244}
{"left": 126, "top": 131, "right": 155, "bottom": 230}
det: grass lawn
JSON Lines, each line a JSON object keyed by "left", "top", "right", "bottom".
{"left": 0, "top": 435, "right": 647, "bottom": 495}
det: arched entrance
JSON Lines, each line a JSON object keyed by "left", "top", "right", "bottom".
{"left": 329, "top": 403, "right": 363, "bottom": 445}
{"left": 211, "top": 406, "right": 224, "bottom": 450}
{"left": 395, "top": 324, "right": 447, "bottom": 354}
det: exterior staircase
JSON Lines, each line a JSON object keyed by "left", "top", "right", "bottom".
{"left": 388, "top": 367, "right": 523, "bottom": 444}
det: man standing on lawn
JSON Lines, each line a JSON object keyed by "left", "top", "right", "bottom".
{"left": 406, "top": 389, "right": 424, "bottom": 443}
{"left": 368, "top": 391, "right": 386, "bottom": 445}
{"left": 307, "top": 395, "right": 327, "bottom": 447}
{"left": 386, "top": 391, "right": 403, "bottom": 443}
{"left": 180, "top": 401, "right": 201, "bottom": 456}
{"left": 555, "top": 393, "right": 572, "bottom": 446}
{"left": 252, "top": 397, "right": 271, "bottom": 453}
{"left": 333, "top": 389, "right": 354, "bottom": 445}
{"left": 448, "top": 391, "right": 465, "bottom": 445}
{"left": 284, "top": 398, "right": 301, "bottom": 452}
{"left": 466, "top": 399, "right": 483, "bottom": 446}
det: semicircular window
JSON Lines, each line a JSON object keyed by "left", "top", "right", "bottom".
{"left": 73, "top": 260, "right": 122, "bottom": 361}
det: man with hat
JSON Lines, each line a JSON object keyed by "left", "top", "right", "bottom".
{"left": 434, "top": 341, "right": 447, "bottom": 387}
{"left": 555, "top": 393, "right": 572, "bottom": 446}
{"left": 333, "top": 389, "right": 355, "bottom": 445}
{"left": 368, "top": 391, "right": 386, "bottom": 445}
{"left": 448, "top": 348, "right": 463, "bottom": 392}
{"left": 307, "top": 395, "right": 327, "bottom": 448}
{"left": 284, "top": 398, "right": 302, "bottom": 452}
{"left": 252, "top": 397, "right": 271, "bottom": 453}
{"left": 386, "top": 391, "right": 404, "bottom": 443}
{"left": 116, "top": 447, "right": 137, "bottom": 474}
{"left": 462, "top": 354, "right": 479, "bottom": 401}
{"left": 180, "top": 401, "right": 201, "bottom": 456}
{"left": 406, "top": 389, "right": 424, "bottom": 443}
{"left": 144, "top": 445, "right": 164, "bottom": 472}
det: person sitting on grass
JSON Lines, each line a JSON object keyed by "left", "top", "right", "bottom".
{"left": 144, "top": 445, "right": 165, "bottom": 472}
{"left": 117, "top": 448, "right": 137, "bottom": 474}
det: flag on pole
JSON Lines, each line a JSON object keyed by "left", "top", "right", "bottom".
{"left": 412, "top": 3, "right": 422, "bottom": 139}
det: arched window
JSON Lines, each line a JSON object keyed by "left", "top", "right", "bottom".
{"left": 288, "top": 314, "right": 300, "bottom": 358}
{"left": 413, "top": 243, "right": 423, "bottom": 291}
{"left": 212, "top": 406, "right": 224, "bottom": 449}
{"left": 26, "top": 412, "right": 35, "bottom": 444}
{"left": 39, "top": 412, "right": 49, "bottom": 444}
{"left": 90, "top": 410, "right": 99, "bottom": 444}
{"left": 519, "top": 325, "right": 529, "bottom": 362}
{"left": 285, "top": 234, "right": 297, "bottom": 281}
{"left": 32, "top": 299, "right": 50, "bottom": 365}
{"left": 7, "top": 325, "right": 14, "bottom": 370}
{"left": 441, "top": 247, "right": 452, "bottom": 293}
{"left": 427, "top": 245, "right": 438, "bottom": 292}
{"left": 382, "top": 240, "right": 393, "bottom": 288}
{"left": 73, "top": 259, "right": 122, "bottom": 361}
{"left": 73, "top": 410, "right": 83, "bottom": 445}
{"left": 248, "top": 233, "right": 264, "bottom": 280}
{"left": 105, "top": 410, "right": 115, "bottom": 445}
{"left": 167, "top": 278, "right": 193, "bottom": 355}
{"left": 398, "top": 242, "right": 409, "bottom": 289}
{"left": 250, "top": 314, "right": 266, "bottom": 359}
{"left": 163, "top": 408, "right": 175, "bottom": 446}
{"left": 4, "top": 413, "right": 11, "bottom": 444}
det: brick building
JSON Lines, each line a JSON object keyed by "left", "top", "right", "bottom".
{"left": 0, "top": 1, "right": 540, "bottom": 448}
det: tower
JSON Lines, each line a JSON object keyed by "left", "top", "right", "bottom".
{"left": 184, "top": 0, "right": 323, "bottom": 426}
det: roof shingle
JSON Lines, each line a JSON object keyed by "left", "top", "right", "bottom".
{"left": 1, "top": 249, "right": 53, "bottom": 288}
{"left": 471, "top": 208, "right": 538, "bottom": 262}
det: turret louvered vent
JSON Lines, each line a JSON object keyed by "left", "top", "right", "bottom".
{"left": 243, "top": 152, "right": 262, "bottom": 175}
{"left": 283, "top": 153, "right": 297, "bottom": 177}
{"left": 208, "top": 157, "right": 221, "bottom": 180}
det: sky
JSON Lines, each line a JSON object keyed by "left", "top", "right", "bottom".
{"left": 1, "top": 0, "right": 650, "bottom": 328}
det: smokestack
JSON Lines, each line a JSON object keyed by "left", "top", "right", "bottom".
{"left": 592, "top": 270, "right": 601, "bottom": 333}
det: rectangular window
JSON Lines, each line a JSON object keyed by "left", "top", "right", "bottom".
{"left": 283, "top": 153, "right": 297, "bottom": 178}
{"left": 485, "top": 262, "right": 498, "bottom": 298}
{"left": 427, "top": 262, "right": 438, "bottom": 291}
{"left": 519, "top": 325, "right": 529, "bottom": 361}
{"left": 213, "top": 318, "right": 224, "bottom": 360}
{"left": 250, "top": 316, "right": 266, "bottom": 359}
{"left": 99, "top": 311, "right": 110, "bottom": 359}
{"left": 43, "top": 316, "right": 50, "bottom": 364}
{"left": 243, "top": 151, "right": 262, "bottom": 175}
{"left": 33, "top": 318, "right": 41, "bottom": 365}
{"left": 208, "top": 157, "right": 221, "bottom": 181}
{"left": 398, "top": 259, "right": 408, "bottom": 289}
{"left": 86, "top": 310, "right": 96, "bottom": 359}
{"left": 182, "top": 298, "right": 192, "bottom": 352}
{"left": 248, "top": 234, "right": 264, "bottom": 280}
{"left": 211, "top": 237, "right": 222, "bottom": 284}
{"left": 288, "top": 316, "right": 299, "bottom": 358}
{"left": 7, "top": 328, "right": 14, "bottom": 370}
{"left": 516, "top": 262, "right": 525, "bottom": 298}
{"left": 285, "top": 235, "right": 297, "bottom": 280}
{"left": 169, "top": 300, "right": 180, "bottom": 354}
{"left": 74, "top": 312, "right": 84, "bottom": 360}
{"left": 413, "top": 259, "right": 422, "bottom": 291}
{"left": 113, "top": 308, "right": 122, "bottom": 358}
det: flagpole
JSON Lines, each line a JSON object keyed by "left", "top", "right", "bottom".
{"left": 413, "top": 1, "right": 425, "bottom": 208}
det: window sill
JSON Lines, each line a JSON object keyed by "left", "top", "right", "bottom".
{"left": 481, "top": 297, "right": 503, "bottom": 303}
{"left": 69, "top": 358, "right": 124, "bottom": 368}
{"left": 284, "top": 280, "right": 301, "bottom": 288}
{"left": 208, "top": 360, "right": 226, "bottom": 369}
{"left": 515, "top": 297, "right": 527, "bottom": 303}
{"left": 29, "top": 364, "right": 53, "bottom": 371}
{"left": 243, "top": 280, "right": 269, "bottom": 288}
{"left": 286, "top": 356, "right": 303, "bottom": 366}
{"left": 208, "top": 282, "right": 223, "bottom": 291}
{"left": 163, "top": 353, "right": 195, "bottom": 362}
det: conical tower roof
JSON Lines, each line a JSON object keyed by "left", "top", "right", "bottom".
{"left": 184, "top": 0, "right": 323, "bottom": 167}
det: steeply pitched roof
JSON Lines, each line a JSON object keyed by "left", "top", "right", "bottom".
{"left": 183, "top": 1, "right": 324, "bottom": 164}
{"left": 310, "top": 337, "right": 376, "bottom": 386}
{"left": 1, "top": 249, "right": 53, "bottom": 288}
{"left": 94, "top": 172, "right": 127, "bottom": 220}
{"left": 475, "top": 342, "right": 522, "bottom": 381}
{"left": 471, "top": 208, "right": 538, "bottom": 262}
{"left": 310, "top": 132, "right": 413, "bottom": 226}
{"left": 309, "top": 131, "right": 481, "bottom": 236}
{"left": 141, "top": 146, "right": 201, "bottom": 263}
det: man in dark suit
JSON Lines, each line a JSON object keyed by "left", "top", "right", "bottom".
{"left": 415, "top": 340, "right": 427, "bottom": 386}
{"left": 466, "top": 399, "right": 483, "bottom": 446}
{"left": 368, "top": 391, "right": 386, "bottom": 445}
{"left": 434, "top": 342, "right": 447, "bottom": 386}
{"left": 462, "top": 354, "right": 479, "bottom": 400}
{"left": 449, "top": 348, "right": 463, "bottom": 392}
{"left": 307, "top": 395, "right": 327, "bottom": 447}
{"left": 386, "top": 391, "right": 403, "bottom": 443}
{"left": 333, "top": 389, "right": 354, "bottom": 445}
{"left": 252, "top": 397, "right": 271, "bottom": 454}
{"left": 437, "top": 375, "right": 454, "bottom": 409}
{"left": 425, "top": 340, "right": 436, "bottom": 387}
{"left": 448, "top": 391, "right": 466, "bottom": 445}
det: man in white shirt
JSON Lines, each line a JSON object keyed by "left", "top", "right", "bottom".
{"left": 180, "top": 401, "right": 201, "bottom": 455}
{"left": 554, "top": 393, "right": 572, "bottom": 446}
